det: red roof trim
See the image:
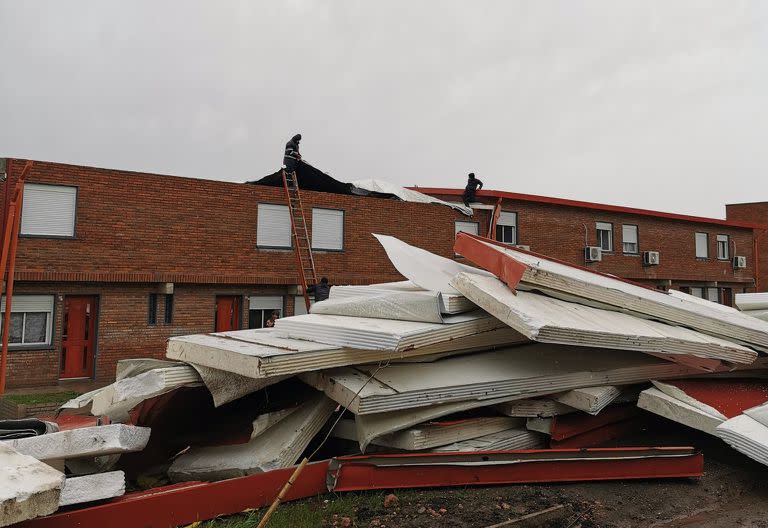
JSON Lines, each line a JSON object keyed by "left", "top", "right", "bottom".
{"left": 412, "top": 187, "right": 768, "bottom": 230}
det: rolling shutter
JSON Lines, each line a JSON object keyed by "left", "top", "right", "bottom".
{"left": 21, "top": 184, "right": 77, "bottom": 237}
{"left": 455, "top": 221, "right": 479, "bottom": 236}
{"left": 256, "top": 204, "right": 292, "bottom": 248}
{"left": 312, "top": 208, "right": 344, "bottom": 250}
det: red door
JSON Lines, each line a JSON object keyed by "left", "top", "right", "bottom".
{"left": 215, "top": 296, "right": 241, "bottom": 332}
{"left": 61, "top": 296, "right": 97, "bottom": 379}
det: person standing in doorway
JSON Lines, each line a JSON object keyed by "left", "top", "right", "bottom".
{"left": 265, "top": 310, "right": 280, "bottom": 328}
{"left": 283, "top": 134, "right": 302, "bottom": 174}
{"left": 462, "top": 172, "right": 483, "bottom": 206}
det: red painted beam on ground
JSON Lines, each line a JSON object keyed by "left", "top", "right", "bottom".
{"left": 18, "top": 460, "right": 331, "bottom": 528}
{"left": 549, "top": 404, "right": 639, "bottom": 441}
{"left": 550, "top": 418, "right": 650, "bottom": 449}
{"left": 328, "top": 448, "right": 703, "bottom": 492}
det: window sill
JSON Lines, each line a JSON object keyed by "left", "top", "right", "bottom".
{"left": 20, "top": 234, "right": 77, "bottom": 240}
{"left": 311, "top": 248, "right": 345, "bottom": 253}
{"left": 9, "top": 344, "right": 55, "bottom": 352}
{"left": 256, "top": 246, "right": 293, "bottom": 251}
{"left": 623, "top": 252, "right": 640, "bottom": 257}
{"left": 695, "top": 257, "right": 710, "bottom": 261}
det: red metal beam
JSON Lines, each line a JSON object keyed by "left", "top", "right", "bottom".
{"left": 18, "top": 460, "right": 331, "bottom": 528}
{"left": 549, "top": 404, "right": 639, "bottom": 441}
{"left": 0, "top": 161, "right": 32, "bottom": 394}
{"left": 328, "top": 448, "right": 703, "bottom": 492}
{"left": 550, "top": 419, "right": 651, "bottom": 449}
{"left": 20, "top": 449, "right": 702, "bottom": 528}
{"left": 453, "top": 232, "right": 528, "bottom": 291}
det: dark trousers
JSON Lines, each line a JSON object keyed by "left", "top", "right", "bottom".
{"left": 463, "top": 189, "right": 475, "bottom": 206}
{"left": 284, "top": 158, "right": 299, "bottom": 174}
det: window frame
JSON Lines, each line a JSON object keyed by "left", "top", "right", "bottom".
{"left": 248, "top": 295, "right": 285, "bottom": 329}
{"left": 716, "top": 234, "right": 730, "bottom": 260}
{"left": 311, "top": 207, "right": 345, "bottom": 252}
{"left": 694, "top": 232, "right": 709, "bottom": 259}
{"left": 256, "top": 203, "right": 293, "bottom": 250}
{"left": 163, "top": 294, "right": 173, "bottom": 325}
{"left": 495, "top": 211, "right": 518, "bottom": 245}
{"left": 621, "top": 224, "right": 639, "bottom": 255}
{"left": 19, "top": 182, "right": 79, "bottom": 239}
{"left": 596, "top": 222, "right": 614, "bottom": 252}
{"left": 0, "top": 294, "right": 55, "bottom": 349}
{"left": 148, "top": 293, "right": 158, "bottom": 325}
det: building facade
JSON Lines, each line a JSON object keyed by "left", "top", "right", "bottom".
{"left": 726, "top": 201, "right": 768, "bottom": 293}
{"left": 0, "top": 158, "right": 763, "bottom": 388}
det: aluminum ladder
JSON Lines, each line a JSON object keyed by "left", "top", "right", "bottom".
{"left": 282, "top": 169, "right": 318, "bottom": 311}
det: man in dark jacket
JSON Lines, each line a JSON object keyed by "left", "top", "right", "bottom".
{"left": 283, "top": 134, "right": 302, "bottom": 174}
{"left": 307, "top": 277, "right": 331, "bottom": 302}
{"left": 462, "top": 172, "right": 483, "bottom": 206}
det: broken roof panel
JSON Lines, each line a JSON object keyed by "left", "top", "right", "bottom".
{"left": 454, "top": 233, "right": 768, "bottom": 349}
{"left": 450, "top": 271, "right": 756, "bottom": 364}
{"left": 300, "top": 344, "right": 701, "bottom": 415}
{"left": 167, "top": 326, "right": 526, "bottom": 379}
{"left": 329, "top": 281, "right": 474, "bottom": 314}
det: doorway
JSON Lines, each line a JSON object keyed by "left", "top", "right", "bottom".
{"left": 215, "top": 295, "right": 241, "bottom": 332}
{"left": 60, "top": 295, "right": 97, "bottom": 379}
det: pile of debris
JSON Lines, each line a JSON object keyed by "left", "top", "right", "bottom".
{"left": 4, "top": 232, "right": 768, "bottom": 527}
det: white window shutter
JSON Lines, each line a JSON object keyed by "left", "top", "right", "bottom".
{"left": 455, "top": 221, "right": 479, "bottom": 236}
{"left": 497, "top": 212, "right": 517, "bottom": 227}
{"left": 1, "top": 295, "right": 54, "bottom": 313}
{"left": 248, "top": 296, "right": 283, "bottom": 310}
{"left": 695, "top": 233, "right": 708, "bottom": 258}
{"left": 21, "top": 184, "right": 77, "bottom": 237}
{"left": 257, "top": 204, "right": 292, "bottom": 248}
{"left": 311, "top": 209, "right": 344, "bottom": 250}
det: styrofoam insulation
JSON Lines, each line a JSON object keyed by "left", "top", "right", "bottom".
{"left": 168, "top": 393, "right": 335, "bottom": 482}
{"left": 0, "top": 443, "right": 64, "bottom": 527}
{"left": 715, "top": 414, "right": 768, "bottom": 467}
{"left": 59, "top": 471, "right": 125, "bottom": 506}
{"left": 2, "top": 424, "right": 151, "bottom": 462}
{"left": 494, "top": 398, "right": 576, "bottom": 418}
{"left": 637, "top": 388, "right": 724, "bottom": 436}
{"left": 554, "top": 386, "right": 622, "bottom": 415}
{"left": 187, "top": 363, "right": 288, "bottom": 407}
{"left": 433, "top": 428, "right": 545, "bottom": 452}
{"left": 735, "top": 292, "right": 768, "bottom": 312}
{"left": 330, "top": 281, "right": 474, "bottom": 314}
{"left": 310, "top": 290, "right": 445, "bottom": 323}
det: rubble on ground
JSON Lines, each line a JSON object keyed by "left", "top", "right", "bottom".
{"left": 3, "top": 232, "right": 768, "bottom": 527}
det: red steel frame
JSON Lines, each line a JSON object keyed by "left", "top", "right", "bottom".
{"left": 0, "top": 160, "right": 33, "bottom": 394}
{"left": 19, "top": 448, "right": 702, "bottom": 528}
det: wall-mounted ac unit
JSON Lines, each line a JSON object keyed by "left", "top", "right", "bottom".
{"left": 643, "top": 251, "right": 660, "bottom": 266}
{"left": 733, "top": 256, "right": 747, "bottom": 269}
{"left": 584, "top": 246, "right": 602, "bottom": 262}
{"left": 514, "top": 245, "right": 531, "bottom": 251}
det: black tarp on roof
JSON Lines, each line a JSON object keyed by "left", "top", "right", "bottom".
{"left": 248, "top": 161, "right": 398, "bottom": 199}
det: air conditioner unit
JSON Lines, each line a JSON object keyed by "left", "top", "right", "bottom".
{"left": 733, "top": 256, "right": 747, "bottom": 269}
{"left": 643, "top": 251, "right": 660, "bottom": 266}
{"left": 514, "top": 245, "right": 531, "bottom": 251}
{"left": 584, "top": 246, "right": 602, "bottom": 262}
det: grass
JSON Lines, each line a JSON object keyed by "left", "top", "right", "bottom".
{"left": 4, "top": 391, "right": 79, "bottom": 405}
{"left": 202, "top": 493, "right": 385, "bottom": 528}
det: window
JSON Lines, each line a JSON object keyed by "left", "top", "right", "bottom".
{"left": 0, "top": 295, "right": 54, "bottom": 347}
{"left": 716, "top": 235, "right": 729, "bottom": 260}
{"left": 707, "top": 287, "right": 720, "bottom": 303}
{"left": 293, "top": 295, "right": 315, "bottom": 316}
{"left": 20, "top": 184, "right": 77, "bottom": 237}
{"left": 256, "top": 204, "right": 292, "bottom": 248}
{"left": 455, "top": 221, "right": 479, "bottom": 237}
{"left": 248, "top": 296, "right": 283, "bottom": 328}
{"left": 148, "top": 294, "right": 157, "bottom": 325}
{"left": 622, "top": 225, "right": 638, "bottom": 254}
{"left": 690, "top": 287, "right": 704, "bottom": 299}
{"left": 695, "top": 233, "right": 708, "bottom": 258}
{"left": 596, "top": 222, "right": 613, "bottom": 252}
{"left": 495, "top": 212, "right": 517, "bottom": 244}
{"left": 311, "top": 208, "right": 344, "bottom": 251}
{"left": 164, "top": 295, "right": 173, "bottom": 325}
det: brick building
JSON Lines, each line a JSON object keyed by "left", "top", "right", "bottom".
{"left": 726, "top": 202, "right": 768, "bottom": 293}
{"left": 0, "top": 157, "right": 763, "bottom": 388}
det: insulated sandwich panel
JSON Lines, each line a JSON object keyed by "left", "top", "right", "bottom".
{"left": 301, "top": 344, "right": 701, "bottom": 415}
{"left": 449, "top": 272, "right": 757, "bottom": 364}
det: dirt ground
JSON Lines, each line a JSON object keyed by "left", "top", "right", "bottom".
{"left": 230, "top": 424, "right": 768, "bottom": 528}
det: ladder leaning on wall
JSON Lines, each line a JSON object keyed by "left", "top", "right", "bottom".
{"left": 281, "top": 169, "right": 318, "bottom": 312}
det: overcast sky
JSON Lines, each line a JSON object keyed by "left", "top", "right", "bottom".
{"left": 1, "top": 1, "right": 766, "bottom": 217}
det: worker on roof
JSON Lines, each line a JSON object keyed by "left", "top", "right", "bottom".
{"left": 462, "top": 172, "right": 483, "bottom": 206}
{"left": 283, "top": 134, "right": 302, "bottom": 174}
{"left": 307, "top": 277, "right": 331, "bottom": 302}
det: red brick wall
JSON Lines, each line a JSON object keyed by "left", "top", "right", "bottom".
{"left": 3, "top": 159, "right": 466, "bottom": 286}
{"left": 726, "top": 203, "right": 768, "bottom": 291}
{"left": 6, "top": 282, "right": 296, "bottom": 388}
{"left": 431, "top": 194, "right": 756, "bottom": 289}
